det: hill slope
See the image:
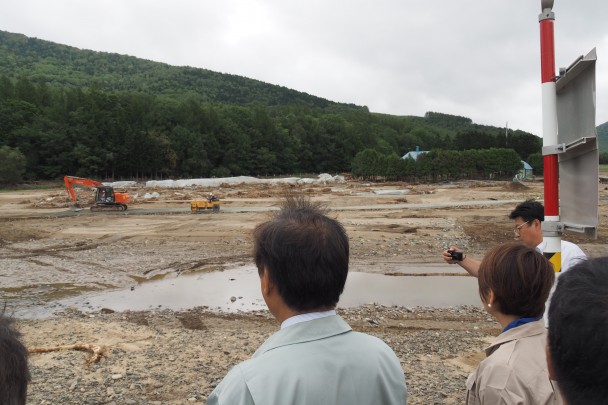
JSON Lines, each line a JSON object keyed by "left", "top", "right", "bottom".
{"left": 0, "top": 30, "right": 359, "bottom": 111}
{"left": 2, "top": 29, "right": 605, "bottom": 140}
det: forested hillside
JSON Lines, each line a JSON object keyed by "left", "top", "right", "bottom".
{"left": 0, "top": 30, "right": 543, "bottom": 182}
{"left": 0, "top": 30, "right": 348, "bottom": 110}
{"left": 598, "top": 121, "right": 608, "bottom": 152}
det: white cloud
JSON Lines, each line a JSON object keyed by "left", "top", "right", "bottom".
{"left": 1, "top": 0, "right": 606, "bottom": 136}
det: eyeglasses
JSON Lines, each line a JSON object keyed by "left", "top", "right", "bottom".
{"left": 513, "top": 221, "right": 530, "bottom": 236}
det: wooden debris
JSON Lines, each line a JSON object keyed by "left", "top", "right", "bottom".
{"left": 29, "top": 344, "right": 108, "bottom": 366}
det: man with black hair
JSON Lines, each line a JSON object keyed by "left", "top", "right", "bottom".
{"left": 207, "top": 196, "right": 408, "bottom": 405}
{"left": 443, "top": 199, "right": 586, "bottom": 277}
{"left": 0, "top": 314, "right": 30, "bottom": 405}
{"left": 547, "top": 257, "right": 608, "bottom": 404}
{"left": 442, "top": 199, "right": 586, "bottom": 325}
{"left": 506, "top": 200, "right": 585, "bottom": 274}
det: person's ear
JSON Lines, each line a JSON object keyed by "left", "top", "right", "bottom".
{"left": 487, "top": 289, "right": 496, "bottom": 307}
{"left": 260, "top": 267, "right": 274, "bottom": 297}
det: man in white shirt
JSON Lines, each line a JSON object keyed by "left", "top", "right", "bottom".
{"left": 207, "top": 196, "right": 408, "bottom": 405}
{"left": 443, "top": 200, "right": 586, "bottom": 275}
{"left": 442, "top": 200, "right": 586, "bottom": 324}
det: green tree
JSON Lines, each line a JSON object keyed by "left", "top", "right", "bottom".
{"left": 509, "top": 131, "right": 542, "bottom": 160}
{"left": 351, "top": 149, "right": 383, "bottom": 179}
{"left": 527, "top": 152, "right": 543, "bottom": 176}
{"left": 465, "top": 148, "right": 520, "bottom": 179}
{"left": 424, "top": 112, "right": 473, "bottom": 131}
{"left": 454, "top": 130, "right": 497, "bottom": 150}
{"left": 0, "top": 145, "right": 27, "bottom": 184}
{"left": 384, "top": 153, "right": 404, "bottom": 180}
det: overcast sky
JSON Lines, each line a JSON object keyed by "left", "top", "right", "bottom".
{"left": 1, "top": 1, "right": 606, "bottom": 137}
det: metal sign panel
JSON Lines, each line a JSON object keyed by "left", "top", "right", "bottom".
{"left": 555, "top": 48, "right": 598, "bottom": 239}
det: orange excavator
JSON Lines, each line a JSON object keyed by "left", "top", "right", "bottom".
{"left": 64, "top": 176, "right": 130, "bottom": 211}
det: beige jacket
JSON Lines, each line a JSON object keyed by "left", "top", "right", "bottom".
{"left": 466, "top": 320, "right": 562, "bottom": 405}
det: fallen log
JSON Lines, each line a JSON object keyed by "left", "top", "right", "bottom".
{"left": 29, "top": 344, "right": 108, "bottom": 366}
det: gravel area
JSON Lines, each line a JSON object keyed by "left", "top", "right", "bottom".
{"left": 1, "top": 180, "right": 606, "bottom": 404}
{"left": 19, "top": 305, "right": 498, "bottom": 405}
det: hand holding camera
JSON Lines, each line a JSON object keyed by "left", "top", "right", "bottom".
{"left": 448, "top": 249, "right": 464, "bottom": 262}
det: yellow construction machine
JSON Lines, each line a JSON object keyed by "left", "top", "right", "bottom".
{"left": 191, "top": 193, "right": 220, "bottom": 213}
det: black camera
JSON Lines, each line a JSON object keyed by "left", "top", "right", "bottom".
{"left": 449, "top": 249, "right": 464, "bottom": 261}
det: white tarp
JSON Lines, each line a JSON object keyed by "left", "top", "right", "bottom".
{"left": 139, "top": 174, "right": 345, "bottom": 188}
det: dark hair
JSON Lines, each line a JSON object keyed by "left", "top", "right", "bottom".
{"left": 508, "top": 199, "right": 544, "bottom": 223}
{"left": 0, "top": 315, "right": 30, "bottom": 405}
{"left": 548, "top": 257, "right": 608, "bottom": 404}
{"left": 478, "top": 242, "right": 554, "bottom": 317}
{"left": 253, "top": 195, "right": 349, "bottom": 311}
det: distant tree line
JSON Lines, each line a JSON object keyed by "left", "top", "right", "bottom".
{"left": 0, "top": 75, "right": 543, "bottom": 183}
{"left": 351, "top": 148, "right": 522, "bottom": 181}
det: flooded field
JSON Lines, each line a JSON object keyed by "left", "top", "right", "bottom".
{"left": 14, "top": 265, "right": 479, "bottom": 318}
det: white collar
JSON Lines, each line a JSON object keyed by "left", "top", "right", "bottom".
{"left": 281, "top": 310, "right": 337, "bottom": 329}
{"left": 536, "top": 240, "right": 546, "bottom": 252}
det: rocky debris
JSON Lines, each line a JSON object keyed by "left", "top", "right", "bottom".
{"left": 21, "top": 305, "right": 496, "bottom": 405}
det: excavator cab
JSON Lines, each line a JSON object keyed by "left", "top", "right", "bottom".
{"left": 95, "top": 186, "right": 115, "bottom": 204}
{"left": 91, "top": 186, "right": 128, "bottom": 211}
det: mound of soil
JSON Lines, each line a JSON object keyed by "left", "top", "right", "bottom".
{"left": 502, "top": 181, "right": 530, "bottom": 191}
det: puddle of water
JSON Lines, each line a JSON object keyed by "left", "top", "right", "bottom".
{"left": 15, "top": 265, "right": 481, "bottom": 318}
{"left": 1, "top": 283, "right": 113, "bottom": 301}
{"left": 342, "top": 272, "right": 479, "bottom": 307}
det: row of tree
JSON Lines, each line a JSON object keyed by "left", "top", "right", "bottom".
{"left": 0, "top": 75, "right": 543, "bottom": 183}
{"left": 351, "top": 148, "right": 522, "bottom": 181}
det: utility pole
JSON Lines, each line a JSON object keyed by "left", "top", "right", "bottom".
{"left": 539, "top": 0, "right": 562, "bottom": 271}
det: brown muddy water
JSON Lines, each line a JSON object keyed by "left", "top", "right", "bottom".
{"left": 14, "top": 265, "right": 481, "bottom": 318}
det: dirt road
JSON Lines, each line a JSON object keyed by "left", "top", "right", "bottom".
{"left": 1, "top": 179, "right": 606, "bottom": 404}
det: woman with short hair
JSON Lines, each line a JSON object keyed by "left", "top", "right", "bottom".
{"left": 466, "top": 242, "right": 561, "bottom": 404}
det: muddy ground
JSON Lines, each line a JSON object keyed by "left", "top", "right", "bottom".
{"left": 1, "top": 179, "right": 607, "bottom": 404}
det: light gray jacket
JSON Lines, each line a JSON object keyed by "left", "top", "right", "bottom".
{"left": 207, "top": 315, "right": 408, "bottom": 405}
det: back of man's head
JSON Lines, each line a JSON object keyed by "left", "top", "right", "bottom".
{"left": 509, "top": 199, "right": 544, "bottom": 222}
{"left": 253, "top": 195, "right": 349, "bottom": 311}
{"left": 548, "top": 257, "right": 608, "bottom": 404}
{"left": 0, "top": 314, "right": 30, "bottom": 405}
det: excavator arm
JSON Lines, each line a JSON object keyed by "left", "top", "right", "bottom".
{"left": 64, "top": 176, "right": 103, "bottom": 203}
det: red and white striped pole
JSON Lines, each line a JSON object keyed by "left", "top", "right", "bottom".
{"left": 539, "top": 0, "right": 562, "bottom": 271}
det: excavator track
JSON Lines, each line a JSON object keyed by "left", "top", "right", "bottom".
{"left": 90, "top": 204, "right": 127, "bottom": 212}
